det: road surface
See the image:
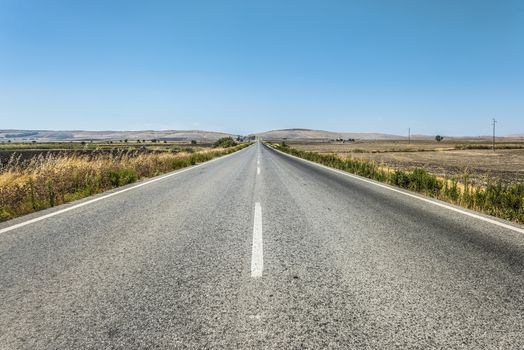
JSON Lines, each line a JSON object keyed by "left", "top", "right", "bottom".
{"left": 1, "top": 142, "right": 523, "bottom": 349}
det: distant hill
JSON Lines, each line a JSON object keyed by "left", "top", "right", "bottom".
{"left": 0, "top": 130, "right": 234, "bottom": 142}
{"left": 253, "top": 129, "right": 524, "bottom": 141}
{"left": 254, "top": 128, "right": 404, "bottom": 141}
{"left": 3, "top": 128, "right": 521, "bottom": 142}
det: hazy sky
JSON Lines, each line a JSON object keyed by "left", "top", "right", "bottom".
{"left": 0, "top": 0, "right": 522, "bottom": 135}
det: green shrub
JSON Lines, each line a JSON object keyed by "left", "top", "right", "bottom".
{"left": 118, "top": 168, "right": 138, "bottom": 186}
{"left": 391, "top": 170, "right": 411, "bottom": 188}
{"left": 213, "top": 137, "right": 237, "bottom": 148}
{"left": 407, "top": 168, "right": 442, "bottom": 195}
{"left": 443, "top": 178, "right": 460, "bottom": 202}
{"left": 106, "top": 170, "right": 121, "bottom": 187}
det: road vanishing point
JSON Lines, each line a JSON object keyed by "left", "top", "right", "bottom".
{"left": 1, "top": 142, "right": 523, "bottom": 349}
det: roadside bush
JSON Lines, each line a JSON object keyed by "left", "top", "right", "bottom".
{"left": 407, "top": 168, "right": 442, "bottom": 195}
{"left": 113, "top": 168, "right": 138, "bottom": 186}
{"left": 443, "top": 178, "right": 460, "bottom": 202}
{"left": 391, "top": 170, "right": 411, "bottom": 188}
{"left": 213, "top": 137, "right": 237, "bottom": 148}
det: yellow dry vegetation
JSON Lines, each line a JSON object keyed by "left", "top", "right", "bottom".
{"left": 0, "top": 145, "right": 247, "bottom": 222}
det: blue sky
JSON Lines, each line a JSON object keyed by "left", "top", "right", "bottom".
{"left": 0, "top": 0, "right": 522, "bottom": 136}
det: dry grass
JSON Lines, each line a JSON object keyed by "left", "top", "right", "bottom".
{"left": 0, "top": 144, "right": 248, "bottom": 222}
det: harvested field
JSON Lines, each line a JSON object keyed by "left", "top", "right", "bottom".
{"left": 290, "top": 140, "right": 524, "bottom": 185}
{"left": 348, "top": 149, "right": 524, "bottom": 185}
{"left": 0, "top": 141, "right": 215, "bottom": 168}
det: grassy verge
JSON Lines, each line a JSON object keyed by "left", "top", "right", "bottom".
{"left": 0, "top": 143, "right": 250, "bottom": 222}
{"left": 271, "top": 143, "right": 524, "bottom": 224}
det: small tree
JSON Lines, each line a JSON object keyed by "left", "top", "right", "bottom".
{"left": 191, "top": 140, "right": 197, "bottom": 145}
{"left": 435, "top": 135, "right": 444, "bottom": 142}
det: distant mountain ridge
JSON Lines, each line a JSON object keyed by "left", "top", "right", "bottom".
{"left": 0, "top": 129, "right": 234, "bottom": 141}
{"left": 254, "top": 128, "right": 404, "bottom": 141}
{"left": 254, "top": 129, "right": 524, "bottom": 141}
{"left": 2, "top": 128, "right": 522, "bottom": 142}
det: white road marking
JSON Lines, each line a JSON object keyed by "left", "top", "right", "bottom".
{"left": 272, "top": 147, "right": 524, "bottom": 235}
{"left": 257, "top": 166, "right": 261, "bottom": 175}
{"left": 0, "top": 146, "right": 252, "bottom": 234}
{"left": 251, "top": 202, "right": 264, "bottom": 278}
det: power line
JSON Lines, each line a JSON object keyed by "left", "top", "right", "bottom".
{"left": 492, "top": 118, "right": 497, "bottom": 151}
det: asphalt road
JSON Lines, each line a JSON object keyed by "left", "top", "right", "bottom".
{"left": 1, "top": 142, "right": 523, "bottom": 349}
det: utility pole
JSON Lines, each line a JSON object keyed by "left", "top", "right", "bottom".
{"left": 492, "top": 118, "right": 497, "bottom": 151}
{"left": 408, "top": 128, "right": 411, "bottom": 144}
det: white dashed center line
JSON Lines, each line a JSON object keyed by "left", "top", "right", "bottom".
{"left": 251, "top": 202, "right": 263, "bottom": 278}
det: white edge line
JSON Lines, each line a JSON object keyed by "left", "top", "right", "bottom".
{"left": 270, "top": 146, "right": 524, "bottom": 235}
{"left": 0, "top": 145, "right": 252, "bottom": 234}
{"left": 251, "top": 202, "right": 263, "bottom": 278}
